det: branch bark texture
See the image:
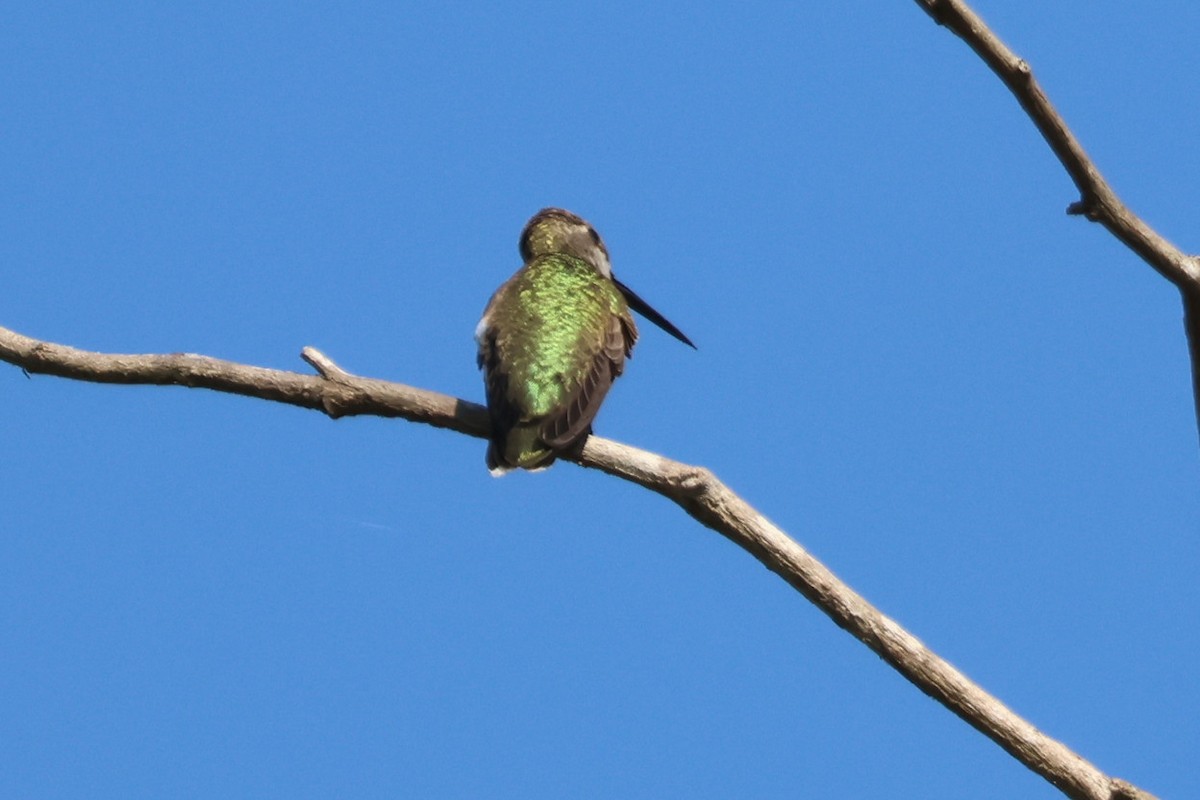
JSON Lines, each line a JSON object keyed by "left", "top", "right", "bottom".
{"left": 0, "top": 323, "right": 1156, "bottom": 800}
{"left": 915, "top": 0, "right": 1200, "bottom": 443}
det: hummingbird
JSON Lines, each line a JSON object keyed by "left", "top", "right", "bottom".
{"left": 476, "top": 208, "right": 695, "bottom": 475}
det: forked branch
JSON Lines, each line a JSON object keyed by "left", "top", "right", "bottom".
{"left": 0, "top": 322, "right": 1155, "bottom": 800}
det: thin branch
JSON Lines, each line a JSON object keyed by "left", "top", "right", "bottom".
{"left": 914, "top": 0, "right": 1200, "bottom": 441}
{"left": 0, "top": 322, "right": 1155, "bottom": 800}
{"left": 1182, "top": 292, "right": 1200, "bottom": 434}
{"left": 0, "top": 325, "right": 487, "bottom": 435}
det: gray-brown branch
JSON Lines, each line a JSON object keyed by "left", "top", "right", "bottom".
{"left": 0, "top": 323, "right": 1155, "bottom": 800}
{"left": 914, "top": 0, "right": 1200, "bottom": 444}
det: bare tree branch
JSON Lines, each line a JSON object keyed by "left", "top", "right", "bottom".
{"left": 0, "top": 322, "right": 1156, "bottom": 800}
{"left": 0, "top": 324, "right": 485, "bottom": 433}
{"left": 914, "top": 0, "right": 1200, "bottom": 442}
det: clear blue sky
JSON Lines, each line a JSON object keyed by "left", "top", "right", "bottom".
{"left": 2, "top": 2, "right": 1197, "bottom": 798}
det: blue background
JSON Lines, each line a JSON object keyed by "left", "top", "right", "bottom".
{"left": 1, "top": 2, "right": 1196, "bottom": 798}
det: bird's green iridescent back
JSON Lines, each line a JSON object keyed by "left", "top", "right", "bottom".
{"left": 490, "top": 253, "right": 628, "bottom": 417}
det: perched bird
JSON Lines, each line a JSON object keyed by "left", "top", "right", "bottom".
{"left": 476, "top": 208, "right": 694, "bottom": 475}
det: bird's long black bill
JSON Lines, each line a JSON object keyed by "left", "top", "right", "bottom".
{"left": 613, "top": 277, "right": 696, "bottom": 349}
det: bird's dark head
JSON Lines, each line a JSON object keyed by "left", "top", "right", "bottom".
{"left": 518, "top": 208, "right": 612, "bottom": 277}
